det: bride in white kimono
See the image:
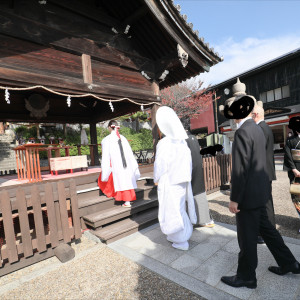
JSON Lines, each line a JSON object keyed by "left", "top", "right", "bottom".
{"left": 154, "top": 106, "right": 197, "bottom": 250}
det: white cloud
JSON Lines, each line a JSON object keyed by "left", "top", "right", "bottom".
{"left": 196, "top": 34, "right": 300, "bottom": 87}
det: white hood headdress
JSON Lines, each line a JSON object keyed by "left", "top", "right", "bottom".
{"left": 156, "top": 106, "right": 188, "bottom": 140}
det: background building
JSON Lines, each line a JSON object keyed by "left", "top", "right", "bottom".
{"left": 211, "top": 48, "right": 300, "bottom": 151}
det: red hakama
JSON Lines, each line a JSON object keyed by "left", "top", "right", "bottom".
{"left": 98, "top": 172, "right": 136, "bottom": 201}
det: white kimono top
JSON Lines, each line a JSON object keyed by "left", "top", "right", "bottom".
{"left": 101, "top": 131, "right": 140, "bottom": 191}
{"left": 154, "top": 137, "right": 197, "bottom": 235}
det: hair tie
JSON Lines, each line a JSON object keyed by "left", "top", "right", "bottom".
{"left": 115, "top": 127, "right": 121, "bottom": 139}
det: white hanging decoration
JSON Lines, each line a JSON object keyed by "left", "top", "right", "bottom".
{"left": 109, "top": 101, "right": 114, "bottom": 112}
{"left": 124, "top": 25, "right": 130, "bottom": 34}
{"left": 67, "top": 95, "right": 71, "bottom": 107}
{"left": 141, "top": 71, "right": 151, "bottom": 80}
{"left": 5, "top": 89, "right": 10, "bottom": 104}
{"left": 0, "top": 85, "right": 159, "bottom": 107}
{"left": 141, "top": 105, "right": 144, "bottom": 111}
{"left": 111, "top": 27, "right": 119, "bottom": 34}
{"left": 159, "top": 70, "right": 169, "bottom": 81}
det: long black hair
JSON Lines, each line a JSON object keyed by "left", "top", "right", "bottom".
{"left": 108, "top": 120, "right": 127, "bottom": 168}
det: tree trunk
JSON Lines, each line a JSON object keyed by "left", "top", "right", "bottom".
{"left": 36, "top": 124, "right": 40, "bottom": 138}
{"left": 135, "top": 118, "right": 140, "bottom": 132}
{"left": 63, "top": 124, "right": 67, "bottom": 137}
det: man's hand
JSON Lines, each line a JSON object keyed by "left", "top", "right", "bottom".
{"left": 229, "top": 201, "right": 240, "bottom": 214}
{"left": 292, "top": 169, "right": 300, "bottom": 178}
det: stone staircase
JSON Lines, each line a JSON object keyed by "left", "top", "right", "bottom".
{"left": 77, "top": 165, "right": 158, "bottom": 244}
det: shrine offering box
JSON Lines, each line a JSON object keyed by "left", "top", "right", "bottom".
{"left": 71, "top": 155, "right": 88, "bottom": 169}
{"left": 50, "top": 157, "right": 72, "bottom": 171}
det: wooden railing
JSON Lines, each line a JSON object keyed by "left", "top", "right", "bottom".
{"left": 203, "top": 154, "right": 232, "bottom": 193}
{"left": 0, "top": 179, "right": 81, "bottom": 276}
{"left": 134, "top": 149, "right": 154, "bottom": 164}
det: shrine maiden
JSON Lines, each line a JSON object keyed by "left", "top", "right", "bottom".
{"left": 154, "top": 106, "right": 196, "bottom": 250}
{"left": 98, "top": 120, "right": 140, "bottom": 207}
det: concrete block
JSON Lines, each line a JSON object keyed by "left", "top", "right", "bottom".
{"left": 54, "top": 243, "right": 75, "bottom": 263}
{"left": 191, "top": 250, "right": 237, "bottom": 286}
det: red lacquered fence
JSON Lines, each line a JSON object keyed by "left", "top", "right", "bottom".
{"left": 14, "top": 144, "right": 44, "bottom": 183}
{"left": 14, "top": 143, "right": 100, "bottom": 183}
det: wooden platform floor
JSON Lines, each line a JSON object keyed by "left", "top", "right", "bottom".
{"left": 0, "top": 164, "right": 153, "bottom": 188}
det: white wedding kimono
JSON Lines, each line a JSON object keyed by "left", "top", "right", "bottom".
{"left": 154, "top": 137, "right": 197, "bottom": 244}
{"left": 101, "top": 131, "right": 140, "bottom": 191}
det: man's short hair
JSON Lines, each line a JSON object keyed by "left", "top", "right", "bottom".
{"left": 253, "top": 105, "right": 264, "bottom": 117}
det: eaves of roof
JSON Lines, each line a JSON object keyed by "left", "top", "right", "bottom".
{"left": 208, "top": 47, "right": 300, "bottom": 90}
{"left": 160, "top": 0, "right": 223, "bottom": 65}
{"left": 219, "top": 103, "right": 300, "bottom": 128}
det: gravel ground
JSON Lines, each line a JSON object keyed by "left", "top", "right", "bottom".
{"left": 209, "top": 170, "right": 300, "bottom": 239}
{"left": 1, "top": 238, "right": 204, "bottom": 300}
{"left": 1, "top": 169, "right": 298, "bottom": 300}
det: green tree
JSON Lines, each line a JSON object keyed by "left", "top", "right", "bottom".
{"left": 119, "top": 111, "right": 149, "bottom": 132}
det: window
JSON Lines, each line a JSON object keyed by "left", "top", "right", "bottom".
{"left": 282, "top": 85, "right": 290, "bottom": 98}
{"left": 267, "top": 90, "right": 274, "bottom": 102}
{"left": 259, "top": 85, "right": 290, "bottom": 103}
{"left": 274, "top": 88, "right": 282, "bottom": 100}
{"left": 260, "top": 92, "right": 267, "bottom": 103}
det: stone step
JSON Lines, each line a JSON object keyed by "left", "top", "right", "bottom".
{"left": 82, "top": 196, "right": 158, "bottom": 228}
{"left": 91, "top": 207, "right": 158, "bottom": 244}
{"left": 77, "top": 180, "right": 157, "bottom": 216}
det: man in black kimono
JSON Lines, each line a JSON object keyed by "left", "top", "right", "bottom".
{"left": 252, "top": 105, "right": 276, "bottom": 243}
{"left": 180, "top": 116, "right": 214, "bottom": 227}
{"left": 221, "top": 96, "right": 300, "bottom": 289}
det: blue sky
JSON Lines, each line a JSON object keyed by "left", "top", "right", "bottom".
{"left": 175, "top": 0, "right": 300, "bottom": 86}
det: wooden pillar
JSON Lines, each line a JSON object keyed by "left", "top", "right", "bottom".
{"left": 283, "top": 124, "right": 287, "bottom": 146}
{"left": 151, "top": 104, "right": 160, "bottom": 156}
{"left": 0, "top": 122, "right": 5, "bottom": 134}
{"left": 90, "top": 122, "right": 99, "bottom": 165}
{"left": 151, "top": 81, "right": 160, "bottom": 157}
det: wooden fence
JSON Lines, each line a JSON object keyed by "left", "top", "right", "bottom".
{"left": 0, "top": 179, "right": 81, "bottom": 276}
{"left": 203, "top": 154, "right": 232, "bottom": 193}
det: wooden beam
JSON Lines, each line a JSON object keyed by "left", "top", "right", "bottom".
{"left": 0, "top": 113, "right": 89, "bottom": 124}
{"left": 0, "top": 11, "right": 153, "bottom": 71}
{"left": 153, "top": 52, "right": 181, "bottom": 81}
{"left": 122, "top": 6, "right": 148, "bottom": 28}
{"left": 48, "top": 0, "right": 121, "bottom": 29}
{"left": 151, "top": 81, "right": 160, "bottom": 96}
{"left": 82, "top": 54, "right": 93, "bottom": 84}
{"left": 0, "top": 66, "right": 158, "bottom": 103}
